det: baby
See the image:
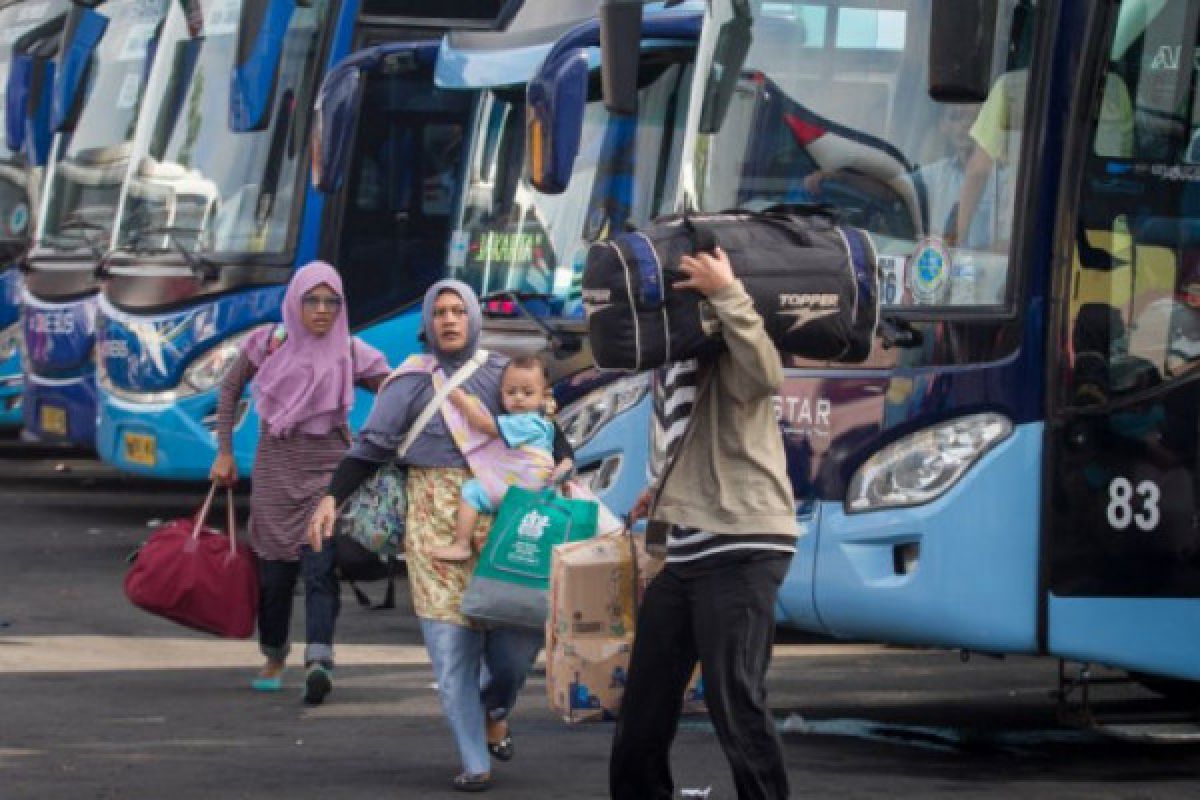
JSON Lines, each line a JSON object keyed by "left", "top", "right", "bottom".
{"left": 432, "top": 355, "right": 572, "bottom": 562}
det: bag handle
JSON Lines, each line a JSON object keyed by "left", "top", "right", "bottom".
{"left": 538, "top": 484, "right": 585, "bottom": 517}
{"left": 681, "top": 210, "right": 720, "bottom": 255}
{"left": 193, "top": 482, "right": 239, "bottom": 556}
{"left": 623, "top": 514, "right": 641, "bottom": 620}
{"left": 678, "top": 205, "right": 834, "bottom": 254}
{"left": 396, "top": 349, "right": 489, "bottom": 459}
{"left": 760, "top": 202, "right": 839, "bottom": 222}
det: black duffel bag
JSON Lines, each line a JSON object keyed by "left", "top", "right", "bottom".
{"left": 582, "top": 207, "right": 879, "bottom": 371}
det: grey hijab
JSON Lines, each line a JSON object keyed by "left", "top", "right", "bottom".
{"left": 422, "top": 279, "right": 484, "bottom": 372}
{"left": 352, "top": 279, "right": 507, "bottom": 467}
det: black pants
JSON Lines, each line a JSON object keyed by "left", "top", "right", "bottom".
{"left": 610, "top": 551, "right": 791, "bottom": 800}
{"left": 258, "top": 544, "right": 339, "bottom": 667}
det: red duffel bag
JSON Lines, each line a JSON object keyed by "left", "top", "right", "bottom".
{"left": 124, "top": 484, "right": 259, "bottom": 638}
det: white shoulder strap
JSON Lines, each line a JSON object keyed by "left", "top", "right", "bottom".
{"left": 396, "top": 349, "right": 489, "bottom": 458}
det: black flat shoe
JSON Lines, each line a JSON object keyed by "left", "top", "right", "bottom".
{"left": 452, "top": 772, "right": 491, "bottom": 792}
{"left": 487, "top": 734, "right": 514, "bottom": 762}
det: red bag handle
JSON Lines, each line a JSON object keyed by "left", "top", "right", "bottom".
{"left": 193, "top": 483, "right": 239, "bottom": 556}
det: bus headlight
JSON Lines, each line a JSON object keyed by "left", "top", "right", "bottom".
{"left": 182, "top": 328, "right": 263, "bottom": 393}
{"left": 846, "top": 413, "right": 1012, "bottom": 513}
{"left": 559, "top": 373, "right": 650, "bottom": 450}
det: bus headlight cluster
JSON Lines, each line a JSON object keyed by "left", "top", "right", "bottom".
{"left": 181, "top": 328, "right": 265, "bottom": 394}
{"left": 559, "top": 373, "right": 650, "bottom": 450}
{"left": 846, "top": 413, "right": 1012, "bottom": 513}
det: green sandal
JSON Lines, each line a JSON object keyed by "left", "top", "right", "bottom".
{"left": 251, "top": 674, "right": 283, "bottom": 692}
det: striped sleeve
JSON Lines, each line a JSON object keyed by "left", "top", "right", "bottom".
{"left": 216, "top": 350, "right": 256, "bottom": 455}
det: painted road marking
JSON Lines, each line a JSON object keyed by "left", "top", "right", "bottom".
{"left": 0, "top": 636, "right": 906, "bottom": 673}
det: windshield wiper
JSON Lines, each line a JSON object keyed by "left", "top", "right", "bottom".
{"left": 481, "top": 290, "right": 582, "bottom": 357}
{"left": 47, "top": 214, "right": 107, "bottom": 260}
{"left": 879, "top": 315, "right": 924, "bottom": 349}
{"left": 125, "top": 225, "right": 218, "bottom": 282}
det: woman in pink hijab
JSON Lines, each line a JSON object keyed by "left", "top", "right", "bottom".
{"left": 210, "top": 261, "right": 389, "bottom": 703}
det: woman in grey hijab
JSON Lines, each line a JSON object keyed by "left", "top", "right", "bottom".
{"left": 310, "top": 280, "right": 567, "bottom": 792}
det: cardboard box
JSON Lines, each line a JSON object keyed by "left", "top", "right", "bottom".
{"left": 546, "top": 635, "right": 634, "bottom": 722}
{"left": 548, "top": 533, "right": 663, "bottom": 640}
{"left": 545, "top": 633, "right": 706, "bottom": 723}
{"left": 546, "top": 532, "right": 703, "bottom": 723}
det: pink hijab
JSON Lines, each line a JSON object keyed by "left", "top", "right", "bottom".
{"left": 247, "top": 261, "right": 386, "bottom": 437}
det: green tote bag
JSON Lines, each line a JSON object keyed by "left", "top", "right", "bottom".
{"left": 461, "top": 486, "right": 599, "bottom": 629}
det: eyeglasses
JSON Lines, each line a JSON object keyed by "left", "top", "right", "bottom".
{"left": 432, "top": 306, "right": 467, "bottom": 320}
{"left": 302, "top": 295, "right": 343, "bottom": 310}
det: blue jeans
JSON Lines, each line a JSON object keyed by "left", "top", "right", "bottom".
{"left": 419, "top": 619, "right": 543, "bottom": 775}
{"left": 482, "top": 625, "right": 545, "bottom": 722}
{"left": 258, "top": 545, "right": 339, "bottom": 667}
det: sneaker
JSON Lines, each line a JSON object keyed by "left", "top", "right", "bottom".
{"left": 302, "top": 664, "right": 333, "bottom": 706}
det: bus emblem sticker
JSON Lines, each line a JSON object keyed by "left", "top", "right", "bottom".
{"left": 908, "top": 238, "right": 950, "bottom": 303}
{"left": 8, "top": 203, "right": 28, "bottom": 236}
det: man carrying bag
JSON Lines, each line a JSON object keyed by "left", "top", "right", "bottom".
{"left": 610, "top": 247, "right": 799, "bottom": 800}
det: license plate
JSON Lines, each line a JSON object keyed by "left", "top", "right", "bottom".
{"left": 40, "top": 404, "right": 67, "bottom": 436}
{"left": 123, "top": 432, "right": 157, "bottom": 467}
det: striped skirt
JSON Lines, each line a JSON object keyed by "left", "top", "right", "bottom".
{"left": 249, "top": 430, "right": 348, "bottom": 562}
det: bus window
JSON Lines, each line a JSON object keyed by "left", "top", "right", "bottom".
{"left": 686, "top": 1, "right": 1041, "bottom": 314}
{"left": 452, "top": 60, "right": 692, "bottom": 320}
{"left": 334, "top": 70, "right": 474, "bottom": 328}
{"left": 1066, "top": 0, "right": 1200, "bottom": 409}
{"left": 115, "top": 0, "right": 329, "bottom": 258}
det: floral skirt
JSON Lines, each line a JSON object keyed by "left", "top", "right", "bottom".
{"left": 405, "top": 466, "right": 493, "bottom": 626}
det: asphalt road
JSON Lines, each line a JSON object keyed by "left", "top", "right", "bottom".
{"left": 2, "top": 447, "right": 1200, "bottom": 799}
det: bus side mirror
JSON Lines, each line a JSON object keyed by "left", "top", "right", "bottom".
{"left": 309, "top": 63, "right": 364, "bottom": 194}
{"left": 52, "top": 7, "right": 109, "bottom": 133}
{"left": 7, "top": 12, "right": 66, "bottom": 162}
{"left": 697, "top": 1, "right": 753, "bottom": 135}
{"left": 12, "top": 53, "right": 58, "bottom": 166}
{"left": 5, "top": 54, "right": 32, "bottom": 153}
{"left": 600, "top": 0, "right": 642, "bottom": 115}
{"left": 230, "top": 0, "right": 296, "bottom": 132}
{"left": 928, "top": 0, "right": 998, "bottom": 103}
{"left": 527, "top": 48, "right": 589, "bottom": 195}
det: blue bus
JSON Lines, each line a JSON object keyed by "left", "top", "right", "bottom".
{"left": 93, "top": 0, "right": 523, "bottom": 479}
{"left": 598, "top": 0, "right": 1200, "bottom": 698}
{"left": 17, "top": 0, "right": 169, "bottom": 446}
{"left": 203, "top": 0, "right": 698, "bottom": 517}
{"left": 423, "top": 3, "right": 700, "bottom": 515}
{"left": 0, "top": 0, "right": 69, "bottom": 429}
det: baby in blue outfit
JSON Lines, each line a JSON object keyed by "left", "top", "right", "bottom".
{"left": 433, "top": 355, "right": 572, "bottom": 562}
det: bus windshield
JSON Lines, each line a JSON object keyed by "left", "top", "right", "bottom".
{"left": 35, "top": 0, "right": 167, "bottom": 255}
{"left": 451, "top": 59, "right": 692, "bottom": 321}
{"left": 113, "top": 0, "right": 329, "bottom": 259}
{"left": 0, "top": 1, "right": 48, "bottom": 249}
{"left": 686, "top": 0, "right": 1041, "bottom": 312}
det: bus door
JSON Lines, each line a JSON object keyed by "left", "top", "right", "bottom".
{"left": 1047, "top": 0, "right": 1200, "bottom": 681}
{"left": 323, "top": 48, "right": 476, "bottom": 342}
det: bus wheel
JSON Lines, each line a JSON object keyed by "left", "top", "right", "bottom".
{"left": 1131, "top": 672, "right": 1200, "bottom": 707}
